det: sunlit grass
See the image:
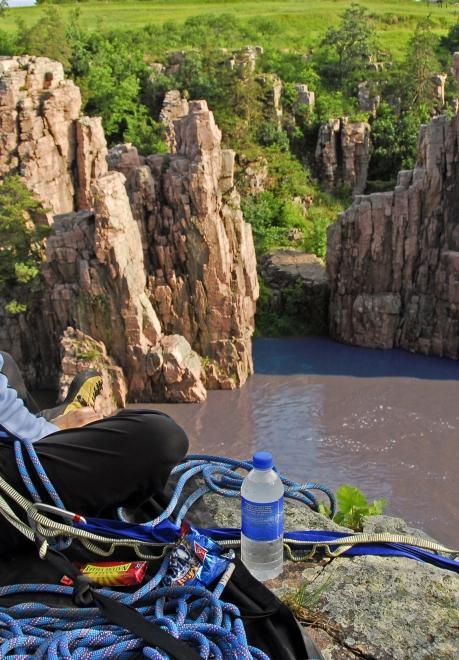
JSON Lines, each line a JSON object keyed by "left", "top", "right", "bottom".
{"left": 2, "top": 0, "right": 458, "bottom": 58}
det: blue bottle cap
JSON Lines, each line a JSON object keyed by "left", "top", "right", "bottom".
{"left": 252, "top": 451, "right": 273, "bottom": 470}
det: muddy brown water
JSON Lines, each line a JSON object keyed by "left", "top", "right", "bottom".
{"left": 145, "top": 338, "right": 459, "bottom": 547}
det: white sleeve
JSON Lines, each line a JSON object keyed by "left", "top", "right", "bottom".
{"left": 0, "top": 355, "right": 59, "bottom": 443}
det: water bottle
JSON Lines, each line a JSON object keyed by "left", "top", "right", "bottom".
{"left": 241, "top": 451, "right": 284, "bottom": 581}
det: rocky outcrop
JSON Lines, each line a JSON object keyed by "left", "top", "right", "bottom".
{"left": 257, "top": 74, "right": 283, "bottom": 127}
{"left": 357, "top": 81, "right": 380, "bottom": 116}
{"left": 109, "top": 100, "right": 259, "bottom": 389}
{"left": 229, "top": 46, "right": 263, "bottom": 73}
{"left": 327, "top": 114, "right": 459, "bottom": 359}
{"left": 261, "top": 249, "right": 329, "bottom": 335}
{"left": 59, "top": 327, "right": 127, "bottom": 417}
{"left": 315, "top": 118, "right": 371, "bottom": 196}
{"left": 237, "top": 154, "right": 268, "bottom": 195}
{"left": 159, "top": 90, "right": 189, "bottom": 152}
{"left": 0, "top": 56, "right": 107, "bottom": 217}
{"left": 189, "top": 493, "right": 459, "bottom": 660}
{"left": 293, "top": 83, "right": 315, "bottom": 111}
{"left": 0, "top": 58, "right": 258, "bottom": 401}
{"left": 433, "top": 73, "right": 447, "bottom": 108}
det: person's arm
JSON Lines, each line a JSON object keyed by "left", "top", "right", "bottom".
{"left": 0, "top": 355, "right": 59, "bottom": 443}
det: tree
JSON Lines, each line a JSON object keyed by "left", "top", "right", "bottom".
{"left": 16, "top": 7, "right": 72, "bottom": 69}
{"left": 402, "top": 17, "right": 440, "bottom": 109}
{"left": 368, "top": 102, "right": 430, "bottom": 182}
{"left": 0, "top": 177, "right": 49, "bottom": 313}
{"left": 319, "top": 4, "right": 376, "bottom": 87}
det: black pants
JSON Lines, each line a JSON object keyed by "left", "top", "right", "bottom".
{"left": 0, "top": 352, "right": 189, "bottom": 557}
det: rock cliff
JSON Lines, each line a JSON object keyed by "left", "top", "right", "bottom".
{"left": 327, "top": 114, "right": 459, "bottom": 359}
{"left": 0, "top": 56, "right": 106, "bottom": 217}
{"left": 315, "top": 117, "right": 371, "bottom": 196}
{"left": 108, "top": 100, "right": 259, "bottom": 390}
{"left": 0, "top": 57, "right": 259, "bottom": 401}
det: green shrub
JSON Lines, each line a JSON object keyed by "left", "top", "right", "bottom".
{"left": 0, "top": 176, "right": 48, "bottom": 311}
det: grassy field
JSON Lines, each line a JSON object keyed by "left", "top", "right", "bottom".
{"left": 2, "top": 0, "right": 459, "bottom": 56}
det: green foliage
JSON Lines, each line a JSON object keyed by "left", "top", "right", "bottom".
{"left": 16, "top": 7, "right": 73, "bottom": 69}
{"left": 402, "top": 16, "right": 440, "bottom": 110}
{"left": 260, "top": 49, "right": 319, "bottom": 87}
{"left": 332, "top": 484, "right": 387, "bottom": 531}
{"left": 283, "top": 577, "right": 333, "bottom": 619}
{"left": 4, "top": 300, "right": 27, "bottom": 315}
{"left": 440, "top": 19, "right": 459, "bottom": 53}
{"left": 369, "top": 102, "right": 429, "bottom": 180}
{"left": 255, "top": 275, "right": 329, "bottom": 338}
{"left": 318, "top": 4, "right": 376, "bottom": 88}
{"left": 0, "top": 176, "right": 48, "bottom": 312}
{"left": 0, "top": 27, "right": 17, "bottom": 54}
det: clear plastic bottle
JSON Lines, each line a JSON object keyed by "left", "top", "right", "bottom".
{"left": 241, "top": 451, "right": 284, "bottom": 581}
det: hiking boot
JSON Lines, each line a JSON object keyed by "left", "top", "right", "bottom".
{"left": 54, "top": 370, "right": 103, "bottom": 416}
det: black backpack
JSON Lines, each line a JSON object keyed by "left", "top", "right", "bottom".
{"left": 1, "top": 548, "right": 323, "bottom": 659}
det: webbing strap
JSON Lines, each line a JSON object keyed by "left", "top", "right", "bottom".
{"left": 42, "top": 547, "right": 201, "bottom": 660}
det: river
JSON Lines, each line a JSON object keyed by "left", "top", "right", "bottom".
{"left": 150, "top": 337, "right": 459, "bottom": 547}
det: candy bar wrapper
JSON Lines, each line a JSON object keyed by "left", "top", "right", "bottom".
{"left": 161, "top": 526, "right": 234, "bottom": 589}
{"left": 70, "top": 561, "right": 148, "bottom": 587}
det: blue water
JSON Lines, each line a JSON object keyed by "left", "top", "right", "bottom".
{"left": 151, "top": 337, "right": 459, "bottom": 547}
{"left": 254, "top": 337, "right": 459, "bottom": 381}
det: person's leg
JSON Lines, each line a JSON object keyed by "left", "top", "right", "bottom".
{"left": 0, "top": 351, "right": 40, "bottom": 413}
{"left": 0, "top": 409, "right": 189, "bottom": 557}
{"left": 0, "top": 350, "right": 103, "bottom": 422}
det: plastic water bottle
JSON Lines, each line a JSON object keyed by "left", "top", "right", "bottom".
{"left": 241, "top": 451, "right": 284, "bottom": 581}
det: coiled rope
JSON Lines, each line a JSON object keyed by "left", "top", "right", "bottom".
{"left": 1, "top": 440, "right": 458, "bottom": 658}
{"left": 0, "top": 555, "right": 269, "bottom": 659}
{"left": 119, "top": 454, "right": 337, "bottom": 526}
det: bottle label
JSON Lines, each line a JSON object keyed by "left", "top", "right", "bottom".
{"left": 241, "top": 497, "right": 284, "bottom": 541}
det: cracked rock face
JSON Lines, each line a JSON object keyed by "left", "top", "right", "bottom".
{"left": 315, "top": 118, "right": 371, "bottom": 196}
{"left": 188, "top": 493, "right": 459, "bottom": 660}
{"left": 327, "top": 114, "right": 459, "bottom": 359}
{"left": 109, "top": 100, "right": 259, "bottom": 389}
{"left": 0, "top": 58, "right": 258, "bottom": 401}
{"left": 0, "top": 56, "right": 107, "bottom": 216}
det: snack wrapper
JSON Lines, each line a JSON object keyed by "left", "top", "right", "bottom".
{"left": 62, "top": 561, "right": 148, "bottom": 587}
{"left": 160, "top": 522, "right": 234, "bottom": 588}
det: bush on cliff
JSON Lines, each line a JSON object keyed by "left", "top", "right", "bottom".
{"left": 0, "top": 177, "right": 49, "bottom": 313}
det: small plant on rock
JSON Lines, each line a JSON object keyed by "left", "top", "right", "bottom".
{"left": 319, "top": 484, "right": 387, "bottom": 531}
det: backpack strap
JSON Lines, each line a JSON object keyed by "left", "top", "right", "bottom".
{"left": 42, "top": 547, "right": 201, "bottom": 660}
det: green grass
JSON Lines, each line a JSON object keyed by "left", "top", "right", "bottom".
{"left": 2, "top": 0, "right": 459, "bottom": 57}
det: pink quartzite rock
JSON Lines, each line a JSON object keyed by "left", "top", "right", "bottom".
{"left": 159, "top": 90, "right": 189, "bottom": 152}
{"left": 112, "top": 100, "right": 259, "bottom": 389}
{"left": 327, "top": 114, "right": 459, "bottom": 359}
{"left": 315, "top": 117, "right": 371, "bottom": 195}
{"left": 0, "top": 59, "right": 257, "bottom": 401}
{"left": 0, "top": 56, "right": 107, "bottom": 216}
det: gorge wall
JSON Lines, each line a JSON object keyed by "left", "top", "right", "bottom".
{"left": 0, "top": 56, "right": 259, "bottom": 404}
{"left": 327, "top": 113, "right": 459, "bottom": 359}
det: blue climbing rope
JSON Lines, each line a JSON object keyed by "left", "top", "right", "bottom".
{"left": 3, "top": 439, "right": 458, "bottom": 660}
{"left": 2, "top": 441, "right": 336, "bottom": 658}
{"left": 118, "top": 454, "right": 337, "bottom": 526}
{"left": 0, "top": 555, "right": 269, "bottom": 658}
